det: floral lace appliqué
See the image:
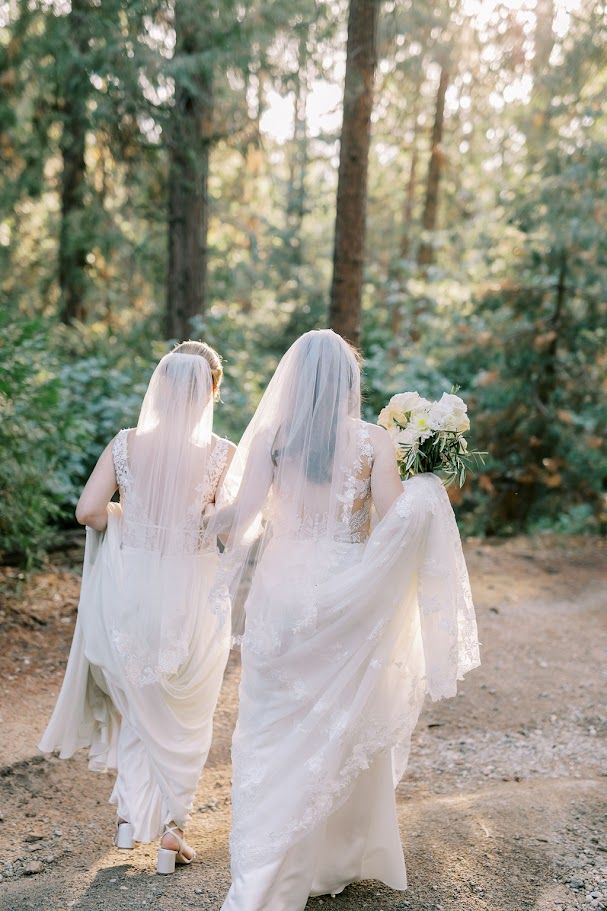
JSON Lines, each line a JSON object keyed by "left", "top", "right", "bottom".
{"left": 284, "top": 422, "right": 374, "bottom": 546}
{"left": 111, "top": 431, "right": 230, "bottom": 555}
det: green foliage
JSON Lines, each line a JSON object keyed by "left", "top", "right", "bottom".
{"left": 0, "top": 309, "right": 153, "bottom": 563}
{"left": 0, "top": 313, "right": 85, "bottom": 563}
{"left": 1, "top": 0, "right": 606, "bottom": 561}
{"left": 0, "top": 299, "right": 303, "bottom": 563}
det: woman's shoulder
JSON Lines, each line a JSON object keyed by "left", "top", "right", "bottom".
{"left": 210, "top": 434, "right": 237, "bottom": 470}
{"left": 359, "top": 419, "right": 380, "bottom": 435}
{"left": 211, "top": 433, "right": 237, "bottom": 454}
{"left": 111, "top": 429, "right": 135, "bottom": 486}
{"left": 113, "top": 427, "right": 135, "bottom": 442}
{"left": 359, "top": 420, "right": 388, "bottom": 444}
{"left": 111, "top": 427, "right": 135, "bottom": 457}
{"left": 360, "top": 421, "right": 395, "bottom": 458}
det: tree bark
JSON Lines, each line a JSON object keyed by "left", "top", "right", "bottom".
{"left": 287, "top": 30, "right": 309, "bottom": 269}
{"left": 387, "top": 103, "right": 420, "bottom": 345}
{"left": 165, "top": 1, "right": 214, "bottom": 340}
{"left": 527, "top": 0, "right": 555, "bottom": 158}
{"left": 329, "top": 0, "right": 380, "bottom": 349}
{"left": 537, "top": 247, "right": 566, "bottom": 408}
{"left": 399, "top": 95, "right": 421, "bottom": 260}
{"left": 58, "top": 0, "right": 89, "bottom": 324}
{"left": 417, "top": 66, "right": 449, "bottom": 268}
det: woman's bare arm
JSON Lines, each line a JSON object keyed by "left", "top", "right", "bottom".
{"left": 210, "top": 433, "right": 274, "bottom": 538}
{"left": 368, "top": 424, "right": 404, "bottom": 520}
{"left": 75, "top": 441, "right": 117, "bottom": 531}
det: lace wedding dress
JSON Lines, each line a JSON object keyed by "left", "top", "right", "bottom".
{"left": 215, "top": 331, "right": 480, "bottom": 911}
{"left": 40, "top": 352, "right": 234, "bottom": 843}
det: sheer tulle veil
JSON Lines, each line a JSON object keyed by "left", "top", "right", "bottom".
{"left": 80, "top": 351, "right": 219, "bottom": 685}
{"left": 209, "top": 329, "right": 363, "bottom": 642}
{"left": 126, "top": 351, "right": 214, "bottom": 552}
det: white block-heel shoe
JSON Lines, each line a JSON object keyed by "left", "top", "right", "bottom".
{"left": 156, "top": 825, "right": 196, "bottom": 875}
{"left": 115, "top": 821, "right": 135, "bottom": 850}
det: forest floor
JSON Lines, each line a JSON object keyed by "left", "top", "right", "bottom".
{"left": 0, "top": 535, "right": 605, "bottom": 911}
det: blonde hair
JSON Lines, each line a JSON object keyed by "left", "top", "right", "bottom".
{"left": 172, "top": 340, "right": 223, "bottom": 398}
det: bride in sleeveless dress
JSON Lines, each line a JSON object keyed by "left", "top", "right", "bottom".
{"left": 39, "top": 341, "right": 236, "bottom": 874}
{"left": 210, "top": 329, "right": 480, "bottom": 910}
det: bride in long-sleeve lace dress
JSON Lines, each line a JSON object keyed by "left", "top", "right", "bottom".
{"left": 39, "top": 341, "right": 236, "bottom": 873}
{"left": 210, "top": 329, "right": 480, "bottom": 911}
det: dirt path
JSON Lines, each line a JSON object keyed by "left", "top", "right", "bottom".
{"left": 1, "top": 536, "right": 606, "bottom": 911}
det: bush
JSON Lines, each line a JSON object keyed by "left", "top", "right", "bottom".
{"left": 0, "top": 312, "right": 152, "bottom": 563}
{"left": 0, "top": 315, "right": 83, "bottom": 562}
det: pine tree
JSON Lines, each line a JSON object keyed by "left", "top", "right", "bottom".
{"left": 329, "top": 0, "right": 380, "bottom": 348}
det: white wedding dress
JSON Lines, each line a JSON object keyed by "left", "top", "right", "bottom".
{"left": 39, "top": 428, "right": 233, "bottom": 842}
{"left": 221, "top": 424, "right": 480, "bottom": 911}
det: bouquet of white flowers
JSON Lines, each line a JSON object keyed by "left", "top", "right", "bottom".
{"left": 378, "top": 390, "right": 485, "bottom": 487}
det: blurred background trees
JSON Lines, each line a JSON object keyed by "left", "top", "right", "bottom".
{"left": 1, "top": 0, "right": 606, "bottom": 562}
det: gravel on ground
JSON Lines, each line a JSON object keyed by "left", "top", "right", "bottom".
{"left": 0, "top": 535, "right": 605, "bottom": 911}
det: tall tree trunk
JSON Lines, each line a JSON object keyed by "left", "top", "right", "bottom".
{"left": 329, "top": 0, "right": 380, "bottom": 349}
{"left": 58, "top": 0, "right": 89, "bottom": 324}
{"left": 400, "top": 145, "right": 418, "bottom": 260}
{"left": 537, "top": 248, "right": 566, "bottom": 408}
{"left": 255, "top": 67, "right": 264, "bottom": 139}
{"left": 417, "top": 66, "right": 449, "bottom": 268}
{"left": 287, "top": 30, "right": 309, "bottom": 270}
{"left": 387, "top": 99, "right": 420, "bottom": 347}
{"left": 165, "top": 1, "right": 214, "bottom": 341}
{"left": 399, "top": 94, "right": 421, "bottom": 260}
{"left": 527, "top": 0, "right": 555, "bottom": 159}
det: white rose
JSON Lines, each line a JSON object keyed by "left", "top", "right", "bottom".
{"left": 396, "top": 426, "right": 419, "bottom": 446}
{"left": 412, "top": 397, "right": 433, "bottom": 414}
{"left": 438, "top": 392, "right": 468, "bottom": 414}
{"left": 379, "top": 392, "right": 434, "bottom": 431}
{"left": 379, "top": 403, "right": 410, "bottom": 428}
{"left": 437, "top": 392, "right": 469, "bottom": 433}
{"left": 390, "top": 391, "right": 422, "bottom": 413}
{"left": 428, "top": 401, "right": 450, "bottom": 431}
{"left": 455, "top": 413, "right": 470, "bottom": 433}
{"left": 378, "top": 406, "right": 394, "bottom": 429}
{"left": 442, "top": 414, "right": 469, "bottom": 433}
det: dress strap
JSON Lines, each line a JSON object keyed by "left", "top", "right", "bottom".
{"left": 205, "top": 437, "right": 230, "bottom": 499}
{"left": 357, "top": 421, "right": 374, "bottom": 466}
{"left": 112, "top": 428, "right": 132, "bottom": 490}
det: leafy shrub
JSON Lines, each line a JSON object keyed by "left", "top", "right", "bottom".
{"left": 0, "top": 315, "right": 85, "bottom": 562}
{"left": 0, "top": 311, "right": 153, "bottom": 563}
